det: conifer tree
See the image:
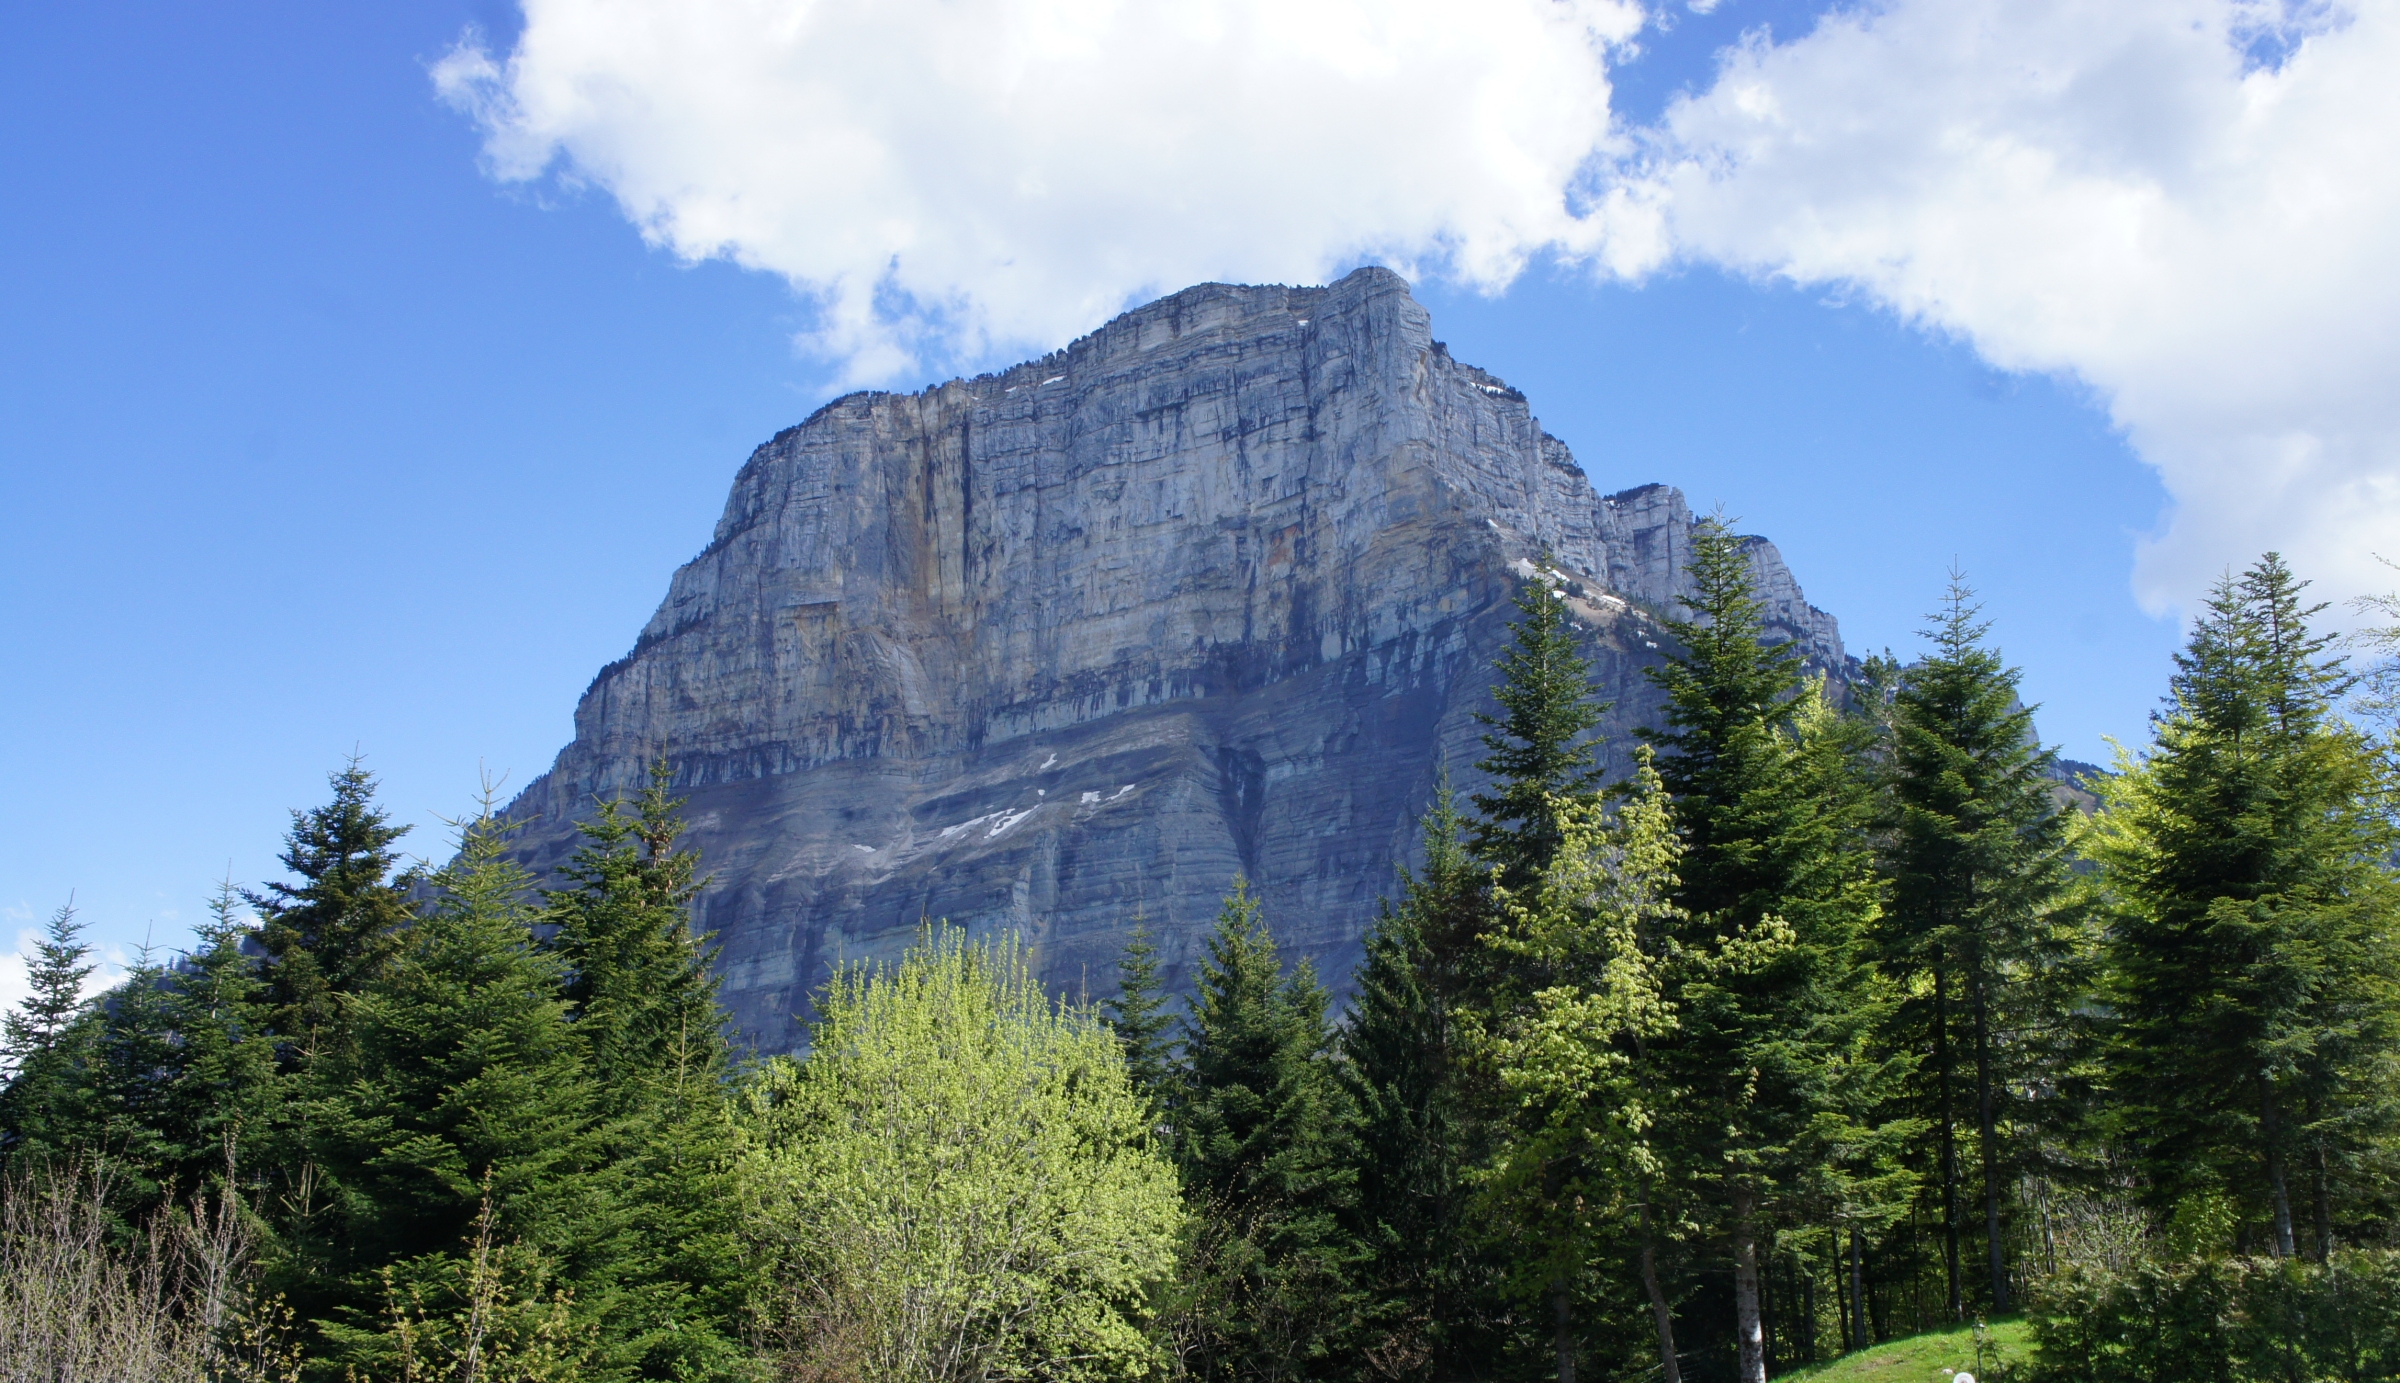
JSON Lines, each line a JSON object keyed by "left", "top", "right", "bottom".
{"left": 1177, "top": 879, "right": 1358, "bottom": 1381}
{"left": 548, "top": 765, "right": 721, "bottom": 1100}
{"left": 1639, "top": 518, "right": 1910, "bottom": 1383}
{"left": 157, "top": 880, "right": 284, "bottom": 1195}
{"left": 1104, "top": 923, "right": 1178, "bottom": 1116}
{"left": 301, "top": 801, "right": 603, "bottom": 1373}
{"left": 248, "top": 759, "right": 415, "bottom": 1063}
{"left": 0, "top": 901, "right": 98, "bottom": 1161}
{"left": 1879, "top": 575, "right": 2076, "bottom": 1312}
{"left": 2091, "top": 553, "right": 2400, "bottom": 1257}
{"left": 1340, "top": 787, "right": 1509, "bottom": 1377}
{"left": 1471, "top": 555, "right": 1610, "bottom": 891}
{"left": 543, "top": 764, "right": 747, "bottom": 1377}
{"left": 78, "top": 943, "right": 184, "bottom": 1204}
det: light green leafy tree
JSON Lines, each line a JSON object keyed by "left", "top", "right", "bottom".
{"left": 1471, "top": 750, "right": 1682, "bottom": 1383}
{"left": 741, "top": 930, "right": 1182, "bottom": 1383}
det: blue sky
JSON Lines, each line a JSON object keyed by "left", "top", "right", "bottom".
{"left": 8, "top": 0, "right": 2386, "bottom": 978}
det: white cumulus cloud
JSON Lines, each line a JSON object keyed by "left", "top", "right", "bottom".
{"left": 1621, "top": 0, "right": 2400, "bottom": 615}
{"left": 435, "top": 0, "right": 1644, "bottom": 384}
{"left": 439, "top": 0, "right": 2400, "bottom": 616}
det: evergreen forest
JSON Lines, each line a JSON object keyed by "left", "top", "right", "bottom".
{"left": 8, "top": 528, "right": 2400, "bottom": 1382}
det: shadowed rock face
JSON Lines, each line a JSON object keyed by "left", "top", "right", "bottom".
{"left": 503, "top": 267, "right": 1844, "bottom": 1054}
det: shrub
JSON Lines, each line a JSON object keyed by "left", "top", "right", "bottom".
{"left": 2024, "top": 1249, "right": 2400, "bottom": 1382}
{"left": 0, "top": 1164, "right": 298, "bottom": 1383}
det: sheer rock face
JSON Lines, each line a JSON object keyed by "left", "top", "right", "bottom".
{"left": 505, "top": 267, "right": 1844, "bottom": 1053}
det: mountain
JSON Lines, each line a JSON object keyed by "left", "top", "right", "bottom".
{"left": 502, "top": 266, "right": 1846, "bottom": 1054}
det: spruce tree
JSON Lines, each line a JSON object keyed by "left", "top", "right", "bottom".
{"left": 157, "top": 880, "right": 284, "bottom": 1196}
{"left": 1339, "top": 787, "right": 1509, "bottom": 1377}
{"left": 2092, "top": 554, "right": 2400, "bottom": 1257}
{"left": 548, "top": 764, "right": 725, "bottom": 1106}
{"left": 301, "top": 803, "right": 603, "bottom": 1373}
{"left": 1470, "top": 555, "right": 1610, "bottom": 891}
{"left": 248, "top": 759, "right": 415, "bottom": 1063}
{"left": 1879, "top": 575, "right": 2075, "bottom": 1313}
{"left": 1639, "top": 518, "right": 1910, "bottom": 1383}
{"left": 80, "top": 943, "right": 185, "bottom": 1205}
{"left": 1177, "top": 879, "right": 1358, "bottom": 1382}
{"left": 543, "top": 764, "right": 747, "bottom": 1377}
{"left": 1103, "top": 923, "right": 1178, "bottom": 1116}
{"left": 0, "top": 901, "right": 98, "bottom": 1161}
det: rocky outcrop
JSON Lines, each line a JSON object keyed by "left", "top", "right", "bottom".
{"left": 504, "top": 267, "right": 1845, "bottom": 1053}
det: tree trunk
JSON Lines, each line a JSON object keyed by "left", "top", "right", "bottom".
{"left": 1935, "top": 962, "right": 1961, "bottom": 1319}
{"left": 1849, "top": 1225, "right": 1869, "bottom": 1350}
{"left": 1551, "top": 1276, "right": 1575, "bottom": 1383}
{"left": 2263, "top": 1083, "right": 2296, "bottom": 1258}
{"left": 1733, "top": 1191, "right": 1767, "bottom": 1383}
{"left": 1762, "top": 1243, "right": 1778, "bottom": 1374}
{"left": 1801, "top": 1253, "right": 1818, "bottom": 1363}
{"left": 1833, "top": 1227, "right": 1853, "bottom": 1353}
{"left": 1639, "top": 1198, "right": 1683, "bottom": 1383}
{"left": 1973, "top": 972, "right": 2009, "bottom": 1312}
{"left": 2312, "top": 1143, "right": 2334, "bottom": 1261}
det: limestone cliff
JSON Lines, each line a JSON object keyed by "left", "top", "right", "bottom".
{"left": 504, "top": 267, "right": 1845, "bottom": 1053}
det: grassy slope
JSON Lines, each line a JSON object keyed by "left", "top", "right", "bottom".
{"left": 1774, "top": 1318, "right": 2029, "bottom": 1382}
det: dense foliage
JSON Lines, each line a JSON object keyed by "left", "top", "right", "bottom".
{"left": 2025, "top": 1250, "right": 2400, "bottom": 1382}
{"left": 5, "top": 545, "right": 2399, "bottom": 1382}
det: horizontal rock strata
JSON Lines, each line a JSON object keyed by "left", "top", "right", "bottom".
{"left": 504, "top": 267, "right": 1844, "bottom": 1053}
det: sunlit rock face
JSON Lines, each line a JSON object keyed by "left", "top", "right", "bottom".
{"left": 503, "top": 267, "right": 1845, "bottom": 1053}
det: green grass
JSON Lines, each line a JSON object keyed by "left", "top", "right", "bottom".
{"left": 1775, "top": 1317, "right": 2029, "bottom": 1382}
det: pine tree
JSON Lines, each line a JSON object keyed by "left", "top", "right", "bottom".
{"left": 1177, "top": 880, "right": 1359, "bottom": 1381}
{"left": 248, "top": 759, "right": 416, "bottom": 1063}
{"left": 0, "top": 901, "right": 99, "bottom": 1161}
{"left": 1103, "top": 923, "right": 1178, "bottom": 1116}
{"left": 2091, "top": 553, "right": 2400, "bottom": 1257}
{"left": 1339, "top": 786, "right": 1509, "bottom": 1377}
{"left": 543, "top": 764, "right": 747, "bottom": 1377}
{"left": 1470, "top": 555, "right": 1611, "bottom": 891}
{"left": 300, "top": 802, "right": 604, "bottom": 1373}
{"left": 1639, "top": 518, "right": 1911, "bottom": 1383}
{"left": 1879, "top": 574, "right": 2076, "bottom": 1313}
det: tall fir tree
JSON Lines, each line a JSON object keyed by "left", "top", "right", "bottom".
{"left": 78, "top": 942, "right": 185, "bottom": 1206}
{"left": 1639, "top": 517, "right": 1911, "bottom": 1383}
{"left": 156, "top": 880, "right": 285, "bottom": 1197}
{"left": 0, "top": 901, "right": 97, "bottom": 1161}
{"left": 2090, "top": 553, "right": 2400, "bottom": 1257}
{"left": 248, "top": 759, "right": 416, "bottom": 1064}
{"left": 1879, "top": 575, "right": 2077, "bottom": 1313}
{"left": 1339, "top": 786, "right": 1511, "bottom": 1378}
{"left": 543, "top": 764, "right": 748, "bottom": 1378}
{"left": 1104, "top": 922, "right": 1179, "bottom": 1117}
{"left": 299, "top": 801, "right": 605, "bottom": 1375}
{"left": 1176, "top": 879, "right": 1359, "bottom": 1382}
{"left": 1471, "top": 555, "right": 1611, "bottom": 891}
